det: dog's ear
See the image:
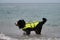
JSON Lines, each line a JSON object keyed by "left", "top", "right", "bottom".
{"left": 20, "top": 20, "right": 26, "bottom": 25}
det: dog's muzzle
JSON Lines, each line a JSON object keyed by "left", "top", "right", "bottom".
{"left": 15, "top": 22, "right": 18, "bottom": 26}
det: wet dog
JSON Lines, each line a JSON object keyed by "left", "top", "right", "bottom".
{"left": 15, "top": 18, "right": 47, "bottom": 36}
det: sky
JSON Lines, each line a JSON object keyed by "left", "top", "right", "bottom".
{"left": 0, "top": 0, "right": 60, "bottom": 3}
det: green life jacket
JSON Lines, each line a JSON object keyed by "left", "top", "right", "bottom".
{"left": 22, "top": 21, "right": 39, "bottom": 30}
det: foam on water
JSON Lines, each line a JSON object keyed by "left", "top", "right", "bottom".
{"left": 0, "top": 32, "right": 18, "bottom": 40}
{"left": 0, "top": 32, "right": 60, "bottom": 40}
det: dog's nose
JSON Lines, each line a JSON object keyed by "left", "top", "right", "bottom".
{"left": 15, "top": 22, "right": 18, "bottom": 26}
{"left": 15, "top": 22, "right": 19, "bottom": 26}
{"left": 15, "top": 23, "right": 17, "bottom": 26}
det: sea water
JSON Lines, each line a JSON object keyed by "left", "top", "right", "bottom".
{"left": 0, "top": 3, "right": 60, "bottom": 40}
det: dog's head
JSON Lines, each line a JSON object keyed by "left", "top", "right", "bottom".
{"left": 15, "top": 20, "right": 26, "bottom": 29}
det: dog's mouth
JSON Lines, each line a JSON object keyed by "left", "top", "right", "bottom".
{"left": 15, "top": 22, "right": 19, "bottom": 26}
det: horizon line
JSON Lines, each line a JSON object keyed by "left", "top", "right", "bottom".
{"left": 2, "top": 3, "right": 59, "bottom": 4}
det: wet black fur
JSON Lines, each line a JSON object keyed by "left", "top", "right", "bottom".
{"left": 16, "top": 18, "right": 47, "bottom": 35}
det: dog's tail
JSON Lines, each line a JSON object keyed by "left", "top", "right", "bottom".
{"left": 42, "top": 18, "right": 47, "bottom": 24}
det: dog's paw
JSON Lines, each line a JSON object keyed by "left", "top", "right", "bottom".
{"left": 23, "top": 32, "right": 30, "bottom": 36}
{"left": 23, "top": 32, "right": 26, "bottom": 35}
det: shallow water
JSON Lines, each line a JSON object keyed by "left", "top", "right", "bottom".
{"left": 0, "top": 3, "right": 60, "bottom": 40}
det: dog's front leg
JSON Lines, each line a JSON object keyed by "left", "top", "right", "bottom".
{"left": 23, "top": 31, "right": 26, "bottom": 35}
{"left": 23, "top": 31, "right": 30, "bottom": 36}
{"left": 25, "top": 30, "right": 30, "bottom": 36}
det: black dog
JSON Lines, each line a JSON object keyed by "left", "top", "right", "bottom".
{"left": 15, "top": 18, "right": 47, "bottom": 35}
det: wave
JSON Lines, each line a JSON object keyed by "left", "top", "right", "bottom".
{"left": 0, "top": 32, "right": 18, "bottom": 40}
{"left": 0, "top": 32, "right": 60, "bottom": 40}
